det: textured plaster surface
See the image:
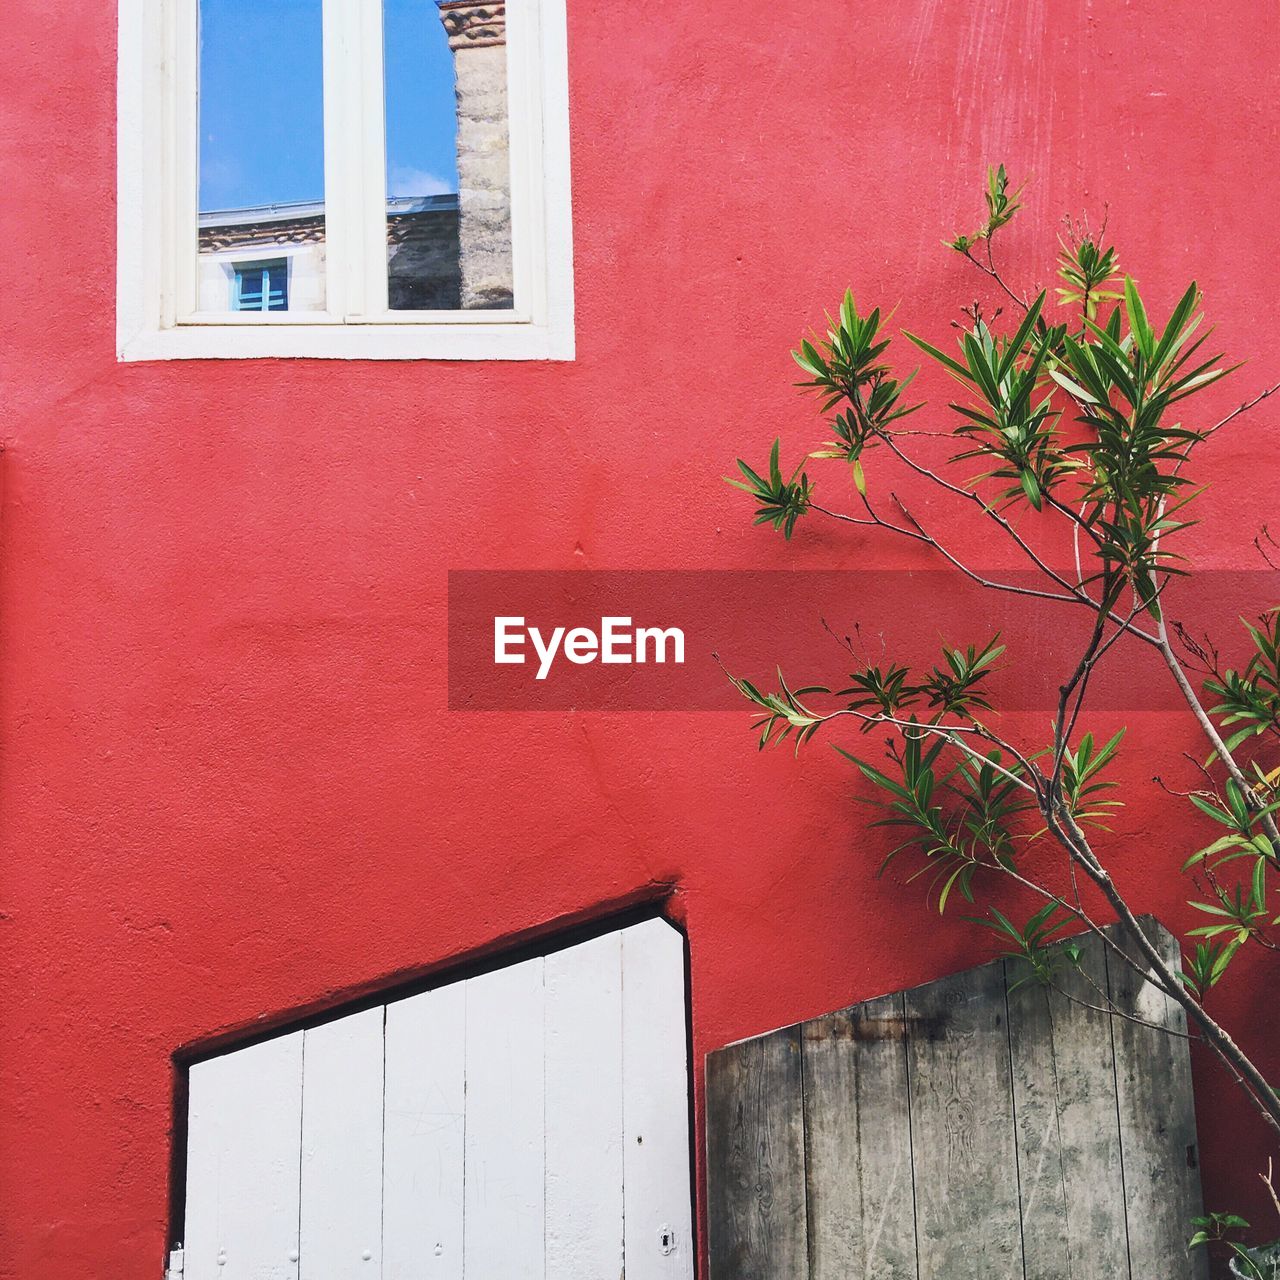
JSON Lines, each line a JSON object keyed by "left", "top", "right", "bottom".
{"left": 1, "top": 1, "right": 1279, "bottom": 1275}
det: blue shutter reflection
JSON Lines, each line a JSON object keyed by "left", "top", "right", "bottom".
{"left": 234, "top": 261, "right": 289, "bottom": 311}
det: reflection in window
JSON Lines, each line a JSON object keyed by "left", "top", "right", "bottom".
{"left": 197, "top": 0, "right": 326, "bottom": 313}
{"left": 193, "top": 0, "right": 516, "bottom": 320}
{"left": 233, "top": 260, "right": 289, "bottom": 312}
{"left": 385, "top": 0, "right": 514, "bottom": 311}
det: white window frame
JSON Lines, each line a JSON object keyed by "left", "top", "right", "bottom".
{"left": 117, "top": 0, "right": 574, "bottom": 361}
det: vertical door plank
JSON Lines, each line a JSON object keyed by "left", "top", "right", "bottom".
{"left": 802, "top": 990, "right": 917, "bottom": 1280}
{"left": 299, "top": 1007, "right": 385, "bottom": 1280}
{"left": 905, "top": 958, "right": 1023, "bottom": 1280}
{"left": 545, "top": 931, "right": 625, "bottom": 1277}
{"left": 1003, "top": 967, "right": 1070, "bottom": 1280}
{"left": 622, "top": 918, "right": 695, "bottom": 1280}
{"left": 706, "top": 1025, "right": 808, "bottom": 1280}
{"left": 463, "top": 955, "right": 546, "bottom": 1280}
{"left": 1006, "top": 930, "right": 1130, "bottom": 1280}
{"left": 1107, "top": 918, "right": 1207, "bottom": 1279}
{"left": 184, "top": 1031, "right": 304, "bottom": 1280}
{"left": 383, "top": 984, "right": 466, "bottom": 1280}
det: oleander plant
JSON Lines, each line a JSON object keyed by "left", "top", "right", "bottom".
{"left": 728, "top": 167, "right": 1280, "bottom": 1274}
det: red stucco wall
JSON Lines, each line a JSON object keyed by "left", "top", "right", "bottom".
{"left": 3, "top": 2, "right": 1279, "bottom": 1275}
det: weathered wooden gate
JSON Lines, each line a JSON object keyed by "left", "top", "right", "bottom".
{"left": 706, "top": 918, "right": 1206, "bottom": 1279}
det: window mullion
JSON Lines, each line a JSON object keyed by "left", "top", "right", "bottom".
{"left": 322, "top": 0, "right": 387, "bottom": 322}
{"left": 321, "top": 0, "right": 359, "bottom": 321}
{"left": 355, "top": 0, "right": 390, "bottom": 318}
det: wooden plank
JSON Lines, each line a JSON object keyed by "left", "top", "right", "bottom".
{"left": 1107, "top": 918, "right": 1207, "bottom": 1279}
{"left": 183, "top": 1031, "right": 304, "bottom": 1280}
{"left": 1005, "top": 930, "right": 1129, "bottom": 1280}
{"left": 462, "top": 955, "right": 546, "bottom": 1280}
{"left": 622, "top": 918, "right": 695, "bottom": 1280}
{"left": 801, "top": 990, "right": 917, "bottom": 1280}
{"left": 904, "top": 957, "right": 1024, "bottom": 1279}
{"left": 545, "top": 931, "right": 625, "bottom": 1277}
{"left": 382, "top": 983, "right": 466, "bottom": 1280}
{"left": 706, "top": 1025, "right": 808, "bottom": 1280}
{"left": 299, "top": 1006, "right": 385, "bottom": 1280}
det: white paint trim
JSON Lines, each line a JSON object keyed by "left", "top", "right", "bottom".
{"left": 120, "top": 319, "right": 570, "bottom": 361}
{"left": 168, "top": 0, "right": 199, "bottom": 323}
{"left": 116, "top": 0, "right": 164, "bottom": 346}
{"left": 200, "top": 244, "right": 318, "bottom": 263}
{"left": 117, "top": 0, "right": 575, "bottom": 361}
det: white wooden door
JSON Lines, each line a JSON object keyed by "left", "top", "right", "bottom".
{"left": 182, "top": 918, "right": 694, "bottom": 1280}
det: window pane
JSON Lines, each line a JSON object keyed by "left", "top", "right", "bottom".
{"left": 233, "top": 260, "right": 290, "bottom": 312}
{"left": 385, "top": 0, "right": 514, "bottom": 311}
{"left": 197, "top": 0, "right": 326, "bottom": 314}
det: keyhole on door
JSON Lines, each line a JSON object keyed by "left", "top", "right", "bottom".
{"left": 658, "top": 1225, "right": 676, "bottom": 1256}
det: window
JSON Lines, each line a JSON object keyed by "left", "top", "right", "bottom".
{"left": 232, "top": 260, "right": 289, "bottom": 312}
{"left": 118, "top": 0, "right": 573, "bottom": 360}
{"left": 171, "top": 919, "right": 694, "bottom": 1279}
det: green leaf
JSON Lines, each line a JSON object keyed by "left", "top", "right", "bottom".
{"left": 997, "top": 292, "right": 1046, "bottom": 382}
{"left": 1124, "top": 275, "right": 1153, "bottom": 360}
{"left": 1049, "top": 368, "right": 1100, "bottom": 405}
{"left": 1150, "top": 281, "right": 1200, "bottom": 372}
{"left": 904, "top": 331, "right": 972, "bottom": 381}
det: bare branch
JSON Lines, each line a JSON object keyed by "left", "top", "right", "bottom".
{"left": 1263, "top": 1159, "right": 1280, "bottom": 1230}
{"left": 878, "top": 432, "right": 1085, "bottom": 596}
{"left": 1205, "top": 381, "right": 1280, "bottom": 441}
{"left": 1155, "top": 612, "right": 1280, "bottom": 853}
{"left": 956, "top": 241, "right": 1031, "bottom": 314}
{"left": 1046, "top": 979, "right": 1196, "bottom": 1041}
{"left": 1046, "top": 807, "right": 1280, "bottom": 1137}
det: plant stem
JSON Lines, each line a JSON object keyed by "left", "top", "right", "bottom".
{"left": 1155, "top": 617, "right": 1280, "bottom": 855}
{"left": 1050, "top": 809, "right": 1280, "bottom": 1138}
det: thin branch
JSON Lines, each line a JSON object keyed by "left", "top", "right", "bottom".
{"left": 878, "top": 432, "right": 1083, "bottom": 596}
{"left": 890, "top": 495, "right": 1082, "bottom": 606}
{"left": 1046, "top": 978, "right": 1197, "bottom": 1041}
{"left": 967, "top": 853, "right": 1187, "bottom": 1002}
{"left": 859, "top": 430, "right": 1159, "bottom": 644}
{"left": 1205, "top": 381, "right": 1280, "bottom": 441}
{"left": 1052, "top": 586, "right": 1112, "bottom": 786}
{"left": 1263, "top": 1159, "right": 1280, "bottom": 1230}
{"left": 1072, "top": 506, "right": 1086, "bottom": 590}
{"left": 1155, "top": 610, "right": 1280, "bottom": 852}
{"left": 817, "top": 706, "right": 1038, "bottom": 793}
{"left": 956, "top": 241, "right": 1031, "bottom": 313}
{"left": 811, "top": 497, "right": 1081, "bottom": 605}
{"left": 1044, "top": 493, "right": 1107, "bottom": 551}
{"left": 1047, "top": 807, "right": 1280, "bottom": 1137}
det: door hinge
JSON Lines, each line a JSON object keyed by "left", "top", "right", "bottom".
{"left": 165, "top": 1246, "right": 184, "bottom": 1279}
